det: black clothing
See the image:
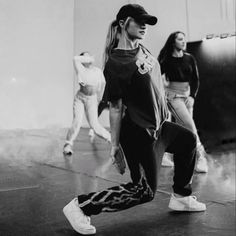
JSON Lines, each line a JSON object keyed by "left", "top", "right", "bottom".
{"left": 77, "top": 45, "right": 197, "bottom": 216}
{"left": 160, "top": 53, "right": 199, "bottom": 98}
{"left": 78, "top": 113, "right": 196, "bottom": 216}
{"left": 104, "top": 45, "right": 168, "bottom": 138}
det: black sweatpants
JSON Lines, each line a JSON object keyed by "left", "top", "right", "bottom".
{"left": 78, "top": 115, "right": 196, "bottom": 216}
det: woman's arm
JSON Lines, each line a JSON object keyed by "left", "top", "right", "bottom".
{"left": 96, "top": 70, "right": 106, "bottom": 101}
{"left": 110, "top": 99, "right": 126, "bottom": 174}
{"left": 98, "top": 81, "right": 106, "bottom": 101}
{"left": 189, "top": 56, "right": 200, "bottom": 98}
{"left": 162, "top": 73, "right": 169, "bottom": 87}
{"left": 109, "top": 99, "right": 123, "bottom": 155}
{"left": 73, "top": 56, "right": 85, "bottom": 85}
{"left": 73, "top": 55, "right": 93, "bottom": 85}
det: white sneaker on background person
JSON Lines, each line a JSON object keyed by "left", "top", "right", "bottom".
{"left": 161, "top": 153, "right": 174, "bottom": 167}
{"left": 195, "top": 156, "right": 208, "bottom": 173}
{"left": 63, "top": 198, "right": 96, "bottom": 235}
{"left": 195, "top": 145, "right": 208, "bottom": 173}
{"left": 168, "top": 194, "right": 206, "bottom": 212}
{"left": 63, "top": 143, "right": 73, "bottom": 155}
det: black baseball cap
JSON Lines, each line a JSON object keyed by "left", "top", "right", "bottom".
{"left": 116, "top": 4, "right": 158, "bottom": 25}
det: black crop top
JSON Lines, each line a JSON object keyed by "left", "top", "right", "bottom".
{"left": 160, "top": 53, "right": 199, "bottom": 98}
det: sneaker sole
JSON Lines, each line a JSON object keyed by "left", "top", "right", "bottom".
{"left": 161, "top": 163, "right": 174, "bottom": 167}
{"left": 168, "top": 204, "right": 206, "bottom": 212}
{"left": 195, "top": 168, "right": 208, "bottom": 173}
{"left": 63, "top": 206, "right": 96, "bottom": 235}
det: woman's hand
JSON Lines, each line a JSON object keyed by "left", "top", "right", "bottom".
{"left": 186, "top": 96, "right": 195, "bottom": 107}
{"left": 110, "top": 145, "right": 126, "bottom": 175}
{"left": 110, "top": 145, "right": 119, "bottom": 161}
{"left": 109, "top": 99, "right": 125, "bottom": 174}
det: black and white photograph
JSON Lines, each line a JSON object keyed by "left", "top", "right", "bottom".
{"left": 0, "top": 0, "right": 235, "bottom": 235}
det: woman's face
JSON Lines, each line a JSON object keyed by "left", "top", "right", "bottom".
{"left": 125, "top": 18, "right": 147, "bottom": 40}
{"left": 174, "top": 33, "right": 186, "bottom": 51}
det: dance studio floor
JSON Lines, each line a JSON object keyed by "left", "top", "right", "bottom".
{"left": 0, "top": 128, "right": 235, "bottom": 236}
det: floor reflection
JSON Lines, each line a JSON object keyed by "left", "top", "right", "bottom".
{"left": 0, "top": 128, "right": 235, "bottom": 236}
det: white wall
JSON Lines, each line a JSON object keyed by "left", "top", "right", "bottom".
{"left": 0, "top": 0, "right": 74, "bottom": 129}
{"left": 186, "top": 0, "right": 235, "bottom": 41}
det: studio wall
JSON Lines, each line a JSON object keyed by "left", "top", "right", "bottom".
{"left": 0, "top": 0, "right": 234, "bottom": 131}
{"left": 187, "top": 37, "right": 236, "bottom": 148}
{"left": 0, "top": 0, "right": 74, "bottom": 129}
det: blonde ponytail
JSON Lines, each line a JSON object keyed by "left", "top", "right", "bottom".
{"left": 103, "top": 17, "right": 133, "bottom": 67}
{"left": 103, "top": 20, "right": 120, "bottom": 67}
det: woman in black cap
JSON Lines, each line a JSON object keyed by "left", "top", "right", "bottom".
{"left": 63, "top": 4, "right": 206, "bottom": 235}
{"left": 158, "top": 31, "right": 208, "bottom": 173}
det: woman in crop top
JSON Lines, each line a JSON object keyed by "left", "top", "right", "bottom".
{"left": 62, "top": 5, "right": 206, "bottom": 235}
{"left": 63, "top": 52, "right": 111, "bottom": 155}
{"left": 158, "top": 31, "right": 208, "bottom": 173}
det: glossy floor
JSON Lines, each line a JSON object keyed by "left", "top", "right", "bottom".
{"left": 0, "top": 129, "right": 235, "bottom": 236}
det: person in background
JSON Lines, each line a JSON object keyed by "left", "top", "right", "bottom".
{"left": 62, "top": 4, "right": 206, "bottom": 235}
{"left": 63, "top": 52, "right": 111, "bottom": 155}
{"left": 158, "top": 31, "right": 208, "bottom": 173}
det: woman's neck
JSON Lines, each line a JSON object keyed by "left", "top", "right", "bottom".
{"left": 116, "top": 32, "right": 139, "bottom": 50}
{"left": 172, "top": 49, "right": 184, "bottom": 58}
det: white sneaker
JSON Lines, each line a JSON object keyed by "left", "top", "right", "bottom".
{"left": 63, "top": 198, "right": 96, "bottom": 235}
{"left": 195, "top": 156, "right": 208, "bottom": 173}
{"left": 168, "top": 194, "right": 206, "bottom": 212}
{"left": 63, "top": 144, "right": 73, "bottom": 155}
{"left": 162, "top": 153, "right": 174, "bottom": 167}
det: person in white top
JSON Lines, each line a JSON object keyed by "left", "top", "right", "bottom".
{"left": 63, "top": 52, "right": 111, "bottom": 155}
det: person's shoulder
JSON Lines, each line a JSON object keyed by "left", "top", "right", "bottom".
{"left": 103, "top": 57, "right": 122, "bottom": 76}
{"left": 106, "top": 53, "right": 133, "bottom": 70}
{"left": 140, "top": 44, "right": 159, "bottom": 64}
{"left": 104, "top": 57, "right": 119, "bottom": 72}
{"left": 184, "top": 52, "right": 195, "bottom": 60}
{"left": 184, "top": 52, "right": 197, "bottom": 63}
{"left": 139, "top": 44, "right": 151, "bottom": 54}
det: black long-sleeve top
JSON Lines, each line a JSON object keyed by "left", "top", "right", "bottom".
{"left": 160, "top": 53, "right": 200, "bottom": 98}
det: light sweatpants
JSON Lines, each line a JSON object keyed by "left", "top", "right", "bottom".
{"left": 166, "top": 90, "right": 203, "bottom": 150}
{"left": 65, "top": 91, "right": 110, "bottom": 146}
